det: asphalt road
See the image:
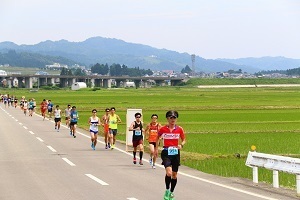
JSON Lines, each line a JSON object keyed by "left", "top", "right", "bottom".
{"left": 0, "top": 104, "right": 298, "bottom": 200}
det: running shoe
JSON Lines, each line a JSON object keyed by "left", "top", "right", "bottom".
{"left": 70, "top": 131, "right": 72, "bottom": 136}
{"left": 152, "top": 165, "right": 156, "bottom": 169}
{"left": 105, "top": 144, "right": 108, "bottom": 149}
{"left": 108, "top": 143, "right": 111, "bottom": 148}
{"left": 164, "top": 190, "right": 171, "bottom": 200}
{"left": 57, "top": 129, "right": 59, "bottom": 132}
{"left": 55, "top": 126, "right": 57, "bottom": 129}
{"left": 149, "top": 158, "right": 152, "bottom": 166}
{"left": 91, "top": 143, "right": 94, "bottom": 150}
{"left": 133, "top": 157, "right": 137, "bottom": 164}
{"left": 139, "top": 160, "right": 143, "bottom": 165}
{"left": 169, "top": 192, "right": 175, "bottom": 200}
{"left": 73, "top": 135, "right": 76, "bottom": 138}
{"left": 111, "top": 144, "right": 115, "bottom": 150}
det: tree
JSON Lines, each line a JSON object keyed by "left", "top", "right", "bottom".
{"left": 181, "top": 65, "right": 192, "bottom": 73}
{"left": 60, "top": 67, "right": 73, "bottom": 75}
{"left": 91, "top": 63, "right": 109, "bottom": 75}
{"left": 73, "top": 68, "right": 87, "bottom": 76}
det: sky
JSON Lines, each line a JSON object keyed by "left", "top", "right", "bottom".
{"left": 0, "top": 0, "right": 299, "bottom": 59}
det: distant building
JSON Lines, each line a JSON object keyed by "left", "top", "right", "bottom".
{"left": 0, "top": 70, "right": 7, "bottom": 76}
{"left": 45, "top": 63, "right": 68, "bottom": 70}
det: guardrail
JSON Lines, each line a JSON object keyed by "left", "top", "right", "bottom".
{"left": 245, "top": 151, "right": 300, "bottom": 195}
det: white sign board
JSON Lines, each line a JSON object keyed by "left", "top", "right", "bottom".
{"left": 126, "top": 109, "right": 142, "bottom": 151}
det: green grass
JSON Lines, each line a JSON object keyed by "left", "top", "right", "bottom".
{"left": 2, "top": 83, "right": 300, "bottom": 189}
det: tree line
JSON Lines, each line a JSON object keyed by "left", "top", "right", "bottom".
{"left": 61, "top": 63, "right": 154, "bottom": 77}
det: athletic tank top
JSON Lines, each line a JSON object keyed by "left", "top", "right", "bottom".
{"left": 54, "top": 109, "right": 61, "bottom": 118}
{"left": 109, "top": 114, "right": 118, "bottom": 129}
{"left": 89, "top": 117, "right": 99, "bottom": 132}
{"left": 132, "top": 121, "right": 143, "bottom": 141}
{"left": 148, "top": 123, "right": 159, "bottom": 142}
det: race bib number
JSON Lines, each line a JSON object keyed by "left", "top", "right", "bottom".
{"left": 135, "top": 130, "right": 141, "bottom": 136}
{"left": 168, "top": 147, "right": 178, "bottom": 155}
{"left": 72, "top": 115, "right": 77, "bottom": 119}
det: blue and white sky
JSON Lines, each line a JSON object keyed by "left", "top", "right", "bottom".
{"left": 0, "top": 0, "right": 299, "bottom": 59}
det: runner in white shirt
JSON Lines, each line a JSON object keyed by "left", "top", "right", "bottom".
{"left": 54, "top": 105, "right": 62, "bottom": 132}
{"left": 88, "top": 109, "right": 101, "bottom": 150}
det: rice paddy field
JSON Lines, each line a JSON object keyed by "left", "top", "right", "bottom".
{"left": 2, "top": 82, "right": 300, "bottom": 189}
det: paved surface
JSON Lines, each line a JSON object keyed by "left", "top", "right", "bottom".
{"left": 0, "top": 104, "right": 299, "bottom": 200}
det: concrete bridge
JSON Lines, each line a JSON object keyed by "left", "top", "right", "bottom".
{"left": 0, "top": 74, "right": 186, "bottom": 88}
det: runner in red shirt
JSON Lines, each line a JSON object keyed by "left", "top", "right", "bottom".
{"left": 145, "top": 114, "right": 162, "bottom": 169}
{"left": 156, "top": 110, "right": 186, "bottom": 200}
{"left": 40, "top": 99, "right": 48, "bottom": 121}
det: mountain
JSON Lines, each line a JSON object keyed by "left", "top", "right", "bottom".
{"left": 0, "top": 37, "right": 298, "bottom": 73}
{"left": 0, "top": 37, "right": 249, "bottom": 73}
{"left": 217, "top": 57, "right": 300, "bottom": 72}
{"left": 0, "top": 50, "right": 78, "bottom": 68}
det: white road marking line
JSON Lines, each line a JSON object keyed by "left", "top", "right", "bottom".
{"left": 29, "top": 131, "right": 34, "bottom": 135}
{"left": 47, "top": 146, "right": 57, "bottom": 152}
{"left": 36, "top": 137, "right": 44, "bottom": 142}
{"left": 23, "top": 126, "right": 28, "bottom": 129}
{"left": 127, "top": 198, "right": 138, "bottom": 200}
{"left": 19, "top": 122, "right": 23, "bottom": 125}
{"left": 62, "top": 158, "right": 76, "bottom": 166}
{"left": 15, "top": 119, "right": 18, "bottom": 121}
{"left": 85, "top": 174, "right": 109, "bottom": 186}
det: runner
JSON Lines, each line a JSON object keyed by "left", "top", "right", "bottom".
{"left": 101, "top": 108, "right": 110, "bottom": 149}
{"left": 108, "top": 107, "right": 121, "bottom": 149}
{"left": 156, "top": 110, "right": 186, "bottom": 200}
{"left": 23, "top": 100, "right": 28, "bottom": 116}
{"left": 145, "top": 114, "right": 162, "bottom": 169}
{"left": 32, "top": 98, "right": 36, "bottom": 113}
{"left": 69, "top": 106, "right": 79, "bottom": 138}
{"left": 129, "top": 112, "right": 144, "bottom": 165}
{"left": 40, "top": 99, "right": 48, "bottom": 120}
{"left": 64, "top": 104, "right": 71, "bottom": 127}
{"left": 47, "top": 100, "right": 54, "bottom": 119}
{"left": 28, "top": 98, "right": 34, "bottom": 117}
{"left": 14, "top": 97, "right": 18, "bottom": 108}
{"left": 88, "top": 109, "right": 101, "bottom": 150}
{"left": 54, "top": 105, "right": 62, "bottom": 132}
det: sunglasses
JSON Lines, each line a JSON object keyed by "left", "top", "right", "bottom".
{"left": 168, "top": 116, "right": 177, "bottom": 119}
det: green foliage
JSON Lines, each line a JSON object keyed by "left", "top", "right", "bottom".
{"left": 181, "top": 65, "right": 192, "bottom": 73}
{"left": 72, "top": 68, "right": 86, "bottom": 76}
{"left": 91, "top": 63, "right": 109, "bottom": 75}
{"left": 0, "top": 50, "right": 77, "bottom": 68}
{"left": 60, "top": 67, "right": 73, "bottom": 75}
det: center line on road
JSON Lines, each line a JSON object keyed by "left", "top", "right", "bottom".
{"left": 23, "top": 126, "right": 28, "bottom": 129}
{"left": 19, "top": 122, "right": 23, "bottom": 125}
{"left": 36, "top": 137, "right": 44, "bottom": 142}
{"left": 47, "top": 146, "right": 57, "bottom": 152}
{"left": 85, "top": 174, "right": 109, "bottom": 186}
{"left": 62, "top": 158, "right": 76, "bottom": 166}
{"left": 29, "top": 131, "right": 35, "bottom": 135}
{"left": 127, "top": 198, "right": 138, "bottom": 200}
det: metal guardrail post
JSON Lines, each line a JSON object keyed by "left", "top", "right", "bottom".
{"left": 273, "top": 170, "right": 279, "bottom": 188}
{"left": 297, "top": 175, "right": 300, "bottom": 195}
{"left": 253, "top": 166, "right": 258, "bottom": 183}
